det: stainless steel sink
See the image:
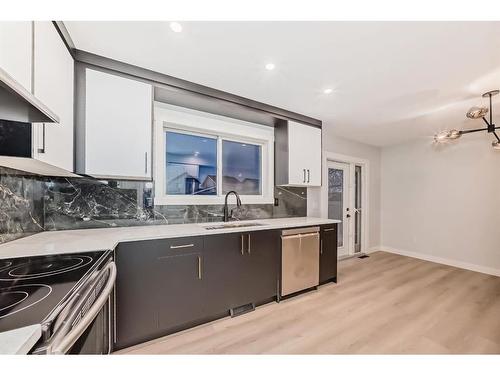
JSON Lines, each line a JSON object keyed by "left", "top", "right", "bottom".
{"left": 202, "top": 222, "right": 267, "bottom": 230}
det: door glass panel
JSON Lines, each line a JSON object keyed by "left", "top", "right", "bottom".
{"left": 354, "top": 165, "right": 362, "bottom": 253}
{"left": 328, "top": 168, "right": 344, "bottom": 247}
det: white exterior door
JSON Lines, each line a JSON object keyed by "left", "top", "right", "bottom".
{"left": 326, "top": 160, "right": 365, "bottom": 258}
{"left": 327, "top": 161, "right": 351, "bottom": 257}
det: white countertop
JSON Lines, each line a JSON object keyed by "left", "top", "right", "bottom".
{"left": 0, "top": 217, "right": 338, "bottom": 354}
{"left": 0, "top": 325, "right": 41, "bottom": 354}
{"left": 0, "top": 217, "right": 339, "bottom": 259}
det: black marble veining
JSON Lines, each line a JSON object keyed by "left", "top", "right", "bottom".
{"left": 0, "top": 167, "right": 44, "bottom": 243}
{"left": 0, "top": 166, "right": 307, "bottom": 244}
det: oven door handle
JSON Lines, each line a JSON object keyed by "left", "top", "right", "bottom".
{"left": 48, "top": 262, "right": 116, "bottom": 355}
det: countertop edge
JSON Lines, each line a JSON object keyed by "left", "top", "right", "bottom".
{"left": 0, "top": 324, "right": 41, "bottom": 355}
{"left": 0, "top": 217, "right": 341, "bottom": 259}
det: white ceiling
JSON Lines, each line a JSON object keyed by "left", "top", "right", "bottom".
{"left": 65, "top": 21, "right": 500, "bottom": 147}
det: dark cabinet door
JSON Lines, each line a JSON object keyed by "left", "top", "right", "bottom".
{"left": 114, "top": 236, "right": 205, "bottom": 349}
{"left": 202, "top": 232, "right": 250, "bottom": 315}
{"left": 243, "top": 230, "right": 279, "bottom": 303}
{"left": 203, "top": 230, "right": 279, "bottom": 316}
{"left": 114, "top": 239, "right": 160, "bottom": 350}
{"left": 155, "top": 252, "right": 205, "bottom": 332}
{"left": 319, "top": 224, "right": 338, "bottom": 284}
{"left": 152, "top": 236, "right": 206, "bottom": 334}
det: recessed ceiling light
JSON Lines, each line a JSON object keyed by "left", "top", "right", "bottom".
{"left": 170, "top": 22, "right": 182, "bottom": 33}
{"left": 265, "top": 63, "right": 275, "bottom": 71}
{"left": 323, "top": 88, "right": 333, "bottom": 94}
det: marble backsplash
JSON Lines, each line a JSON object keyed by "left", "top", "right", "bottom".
{"left": 0, "top": 166, "right": 307, "bottom": 244}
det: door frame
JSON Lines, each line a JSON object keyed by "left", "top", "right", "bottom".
{"left": 326, "top": 160, "right": 350, "bottom": 256}
{"left": 320, "top": 152, "right": 370, "bottom": 256}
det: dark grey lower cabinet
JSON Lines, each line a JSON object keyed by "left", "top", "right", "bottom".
{"left": 114, "top": 236, "right": 205, "bottom": 350}
{"left": 319, "top": 224, "right": 338, "bottom": 284}
{"left": 114, "top": 239, "right": 158, "bottom": 350}
{"left": 114, "top": 231, "right": 279, "bottom": 350}
{"left": 203, "top": 230, "right": 279, "bottom": 315}
{"left": 241, "top": 230, "right": 280, "bottom": 304}
{"left": 156, "top": 251, "right": 205, "bottom": 332}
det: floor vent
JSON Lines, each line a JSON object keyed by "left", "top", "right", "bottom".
{"left": 230, "top": 303, "right": 255, "bottom": 318}
{"left": 358, "top": 254, "right": 370, "bottom": 259}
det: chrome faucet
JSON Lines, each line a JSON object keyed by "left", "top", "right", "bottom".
{"left": 223, "top": 191, "right": 242, "bottom": 222}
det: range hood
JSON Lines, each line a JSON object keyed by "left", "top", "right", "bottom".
{"left": 0, "top": 67, "right": 59, "bottom": 123}
{"left": 0, "top": 156, "right": 80, "bottom": 178}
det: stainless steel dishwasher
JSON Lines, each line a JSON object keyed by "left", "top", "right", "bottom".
{"left": 281, "top": 226, "right": 320, "bottom": 297}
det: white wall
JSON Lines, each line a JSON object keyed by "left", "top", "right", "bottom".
{"left": 381, "top": 133, "right": 500, "bottom": 274}
{"left": 308, "top": 128, "right": 382, "bottom": 249}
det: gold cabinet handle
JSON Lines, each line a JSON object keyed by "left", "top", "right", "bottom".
{"left": 197, "top": 256, "right": 202, "bottom": 280}
{"left": 170, "top": 243, "right": 194, "bottom": 249}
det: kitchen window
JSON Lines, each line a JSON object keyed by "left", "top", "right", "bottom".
{"left": 154, "top": 103, "right": 274, "bottom": 205}
{"left": 165, "top": 131, "right": 218, "bottom": 195}
{"left": 222, "top": 140, "right": 262, "bottom": 195}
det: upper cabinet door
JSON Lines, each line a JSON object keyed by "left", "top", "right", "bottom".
{"left": 33, "top": 21, "right": 74, "bottom": 171}
{"left": 84, "top": 69, "right": 152, "bottom": 179}
{"left": 287, "top": 121, "right": 322, "bottom": 186}
{"left": 0, "top": 21, "right": 32, "bottom": 91}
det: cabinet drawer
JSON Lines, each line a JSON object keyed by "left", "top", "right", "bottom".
{"left": 152, "top": 236, "right": 204, "bottom": 257}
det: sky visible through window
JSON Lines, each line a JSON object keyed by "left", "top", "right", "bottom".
{"left": 165, "top": 131, "right": 262, "bottom": 196}
{"left": 222, "top": 140, "right": 261, "bottom": 195}
{"left": 165, "top": 131, "right": 217, "bottom": 195}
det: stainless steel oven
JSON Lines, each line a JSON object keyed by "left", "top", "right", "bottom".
{"left": 33, "top": 258, "right": 116, "bottom": 354}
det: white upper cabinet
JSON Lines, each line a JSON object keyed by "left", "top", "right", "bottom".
{"left": 0, "top": 21, "right": 32, "bottom": 91}
{"left": 275, "top": 120, "right": 322, "bottom": 187}
{"left": 33, "top": 21, "right": 74, "bottom": 171}
{"left": 83, "top": 69, "right": 152, "bottom": 179}
{"left": 288, "top": 121, "right": 322, "bottom": 186}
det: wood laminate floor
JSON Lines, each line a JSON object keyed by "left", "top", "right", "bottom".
{"left": 116, "top": 251, "right": 500, "bottom": 354}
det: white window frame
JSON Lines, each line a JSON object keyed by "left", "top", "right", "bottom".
{"left": 154, "top": 102, "right": 274, "bottom": 205}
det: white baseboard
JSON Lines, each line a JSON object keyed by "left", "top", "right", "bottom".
{"left": 375, "top": 245, "right": 500, "bottom": 277}
{"left": 365, "top": 246, "right": 382, "bottom": 254}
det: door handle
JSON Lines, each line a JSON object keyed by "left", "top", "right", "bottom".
{"left": 320, "top": 239, "right": 323, "bottom": 255}
{"left": 197, "top": 256, "right": 202, "bottom": 280}
{"left": 303, "top": 169, "right": 306, "bottom": 183}
{"left": 307, "top": 169, "right": 310, "bottom": 183}
{"left": 247, "top": 234, "right": 251, "bottom": 254}
{"left": 241, "top": 235, "right": 245, "bottom": 255}
{"left": 346, "top": 214, "right": 351, "bottom": 218}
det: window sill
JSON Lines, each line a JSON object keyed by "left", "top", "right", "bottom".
{"left": 154, "top": 195, "right": 274, "bottom": 206}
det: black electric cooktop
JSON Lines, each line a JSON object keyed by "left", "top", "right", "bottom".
{"left": 0, "top": 251, "right": 108, "bottom": 333}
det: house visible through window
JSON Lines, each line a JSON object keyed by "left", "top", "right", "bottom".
{"left": 222, "top": 140, "right": 261, "bottom": 195}
{"left": 155, "top": 103, "right": 274, "bottom": 205}
{"left": 165, "top": 132, "right": 217, "bottom": 195}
